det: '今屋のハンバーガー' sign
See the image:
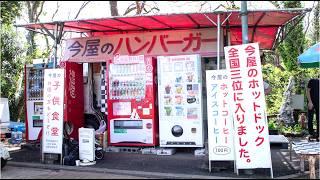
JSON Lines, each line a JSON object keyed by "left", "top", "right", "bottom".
{"left": 63, "top": 28, "right": 222, "bottom": 62}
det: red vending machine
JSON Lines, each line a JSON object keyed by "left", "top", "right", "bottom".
{"left": 63, "top": 62, "right": 85, "bottom": 140}
{"left": 107, "top": 55, "right": 158, "bottom": 146}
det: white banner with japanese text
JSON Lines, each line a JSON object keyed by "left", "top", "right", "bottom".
{"left": 42, "top": 69, "right": 64, "bottom": 154}
{"left": 224, "top": 43, "right": 272, "bottom": 169}
{"left": 63, "top": 28, "right": 222, "bottom": 62}
{"left": 206, "top": 70, "right": 235, "bottom": 161}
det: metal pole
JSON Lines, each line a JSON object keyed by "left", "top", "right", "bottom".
{"left": 241, "top": 1, "right": 249, "bottom": 44}
{"left": 53, "top": 23, "right": 58, "bottom": 69}
{"left": 217, "top": 14, "right": 221, "bottom": 70}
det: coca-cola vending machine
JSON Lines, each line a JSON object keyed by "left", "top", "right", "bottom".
{"left": 63, "top": 62, "right": 84, "bottom": 140}
{"left": 107, "top": 55, "right": 158, "bottom": 146}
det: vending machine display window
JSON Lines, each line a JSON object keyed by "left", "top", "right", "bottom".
{"left": 109, "top": 63, "right": 146, "bottom": 100}
{"left": 26, "top": 68, "right": 44, "bottom": 100}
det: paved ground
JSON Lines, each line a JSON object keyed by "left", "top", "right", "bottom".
{"left": 0, "top": 166, "right": 146, "bottom": 179}
{"left": 5, "top": 143, "right": 319, "bottom": 179}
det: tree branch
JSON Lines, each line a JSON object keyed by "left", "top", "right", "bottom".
{"left": 303, "top": 1, "right": 316, "bottom": 37}
{"left": 74, "top": 1, "right": 90, "bottom": 19}
{"left": 51, "top": 1, "right": 60, "bottom": 20}
{"left": 143, "top": 7, "right": 159, "bottom": 14}
{"left": 35, "top": 1, "right": 45, "bottom": 22}
{"left": 136, "top": 1, "right": 141, "bottom": 14}
{"left": 124, "top": 4, "right": 137, "bottom": 16}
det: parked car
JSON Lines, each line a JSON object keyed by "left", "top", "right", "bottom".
{"left": 0, "top": 142, "right": 10, "bottom": 168}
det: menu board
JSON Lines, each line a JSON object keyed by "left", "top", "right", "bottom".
{"left": 160, "top": 55, "right": 201, "bottom": 120}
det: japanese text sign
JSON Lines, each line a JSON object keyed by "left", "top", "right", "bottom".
{"left": 63, "top": 28, "right": 222, "bottom": 62}
{"left": 206, "top": 70, "right": 235, "bottom": 161}
{"left": 224, "top": 43, "right": 272, "bottom": 169}
{"left": 42, "top": 69, "right": 64, "bottom": 154}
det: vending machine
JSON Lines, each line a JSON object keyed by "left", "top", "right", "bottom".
{"left": 25, "top": 61, "right": 84, "bottom": 142}
{"left": 107, "top": 55, "right": 158, "bottom": 146}
{"left": 25, "top": 62, "right": 45, "bottom": 142}
{"left": 157, "top": 54, "right": 204, "bottom": 147}
{"left": 63, "top": 62, "right": 85, "bottom": 140}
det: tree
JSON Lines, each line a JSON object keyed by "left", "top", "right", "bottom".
{"left": 264, "top": 1, "right": 320, "bottom": 117}
{"left": 123, "top": 1, "right": 159, "bottom": 16}
{"left": 0, "top": 1, "right": 22, "bottom": 24}
{"left": 1, "top": 1, "right": 26, "bottom": 121}
{"left": 312, "top": 2, "right": 319, "bottom": 44}
{"left": 0, "top": 25, "right": 27, "bottom": 121}
{"left": 277, "top": 1, "right": 305, "bottom": 72}
{"left": 24, "top": 1, "right": 45, "bottom": 56}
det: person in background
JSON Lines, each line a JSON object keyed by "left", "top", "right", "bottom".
{"left": 306, "top": 77, "right": 319, "bottom": 141}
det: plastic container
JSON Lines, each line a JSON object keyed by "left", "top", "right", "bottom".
{"left": 10, "top": 131, "right": 23, "bottom": 144}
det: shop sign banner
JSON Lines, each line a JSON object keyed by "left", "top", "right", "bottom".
{"left": 224, "top": 43, "right": 272, "bottom": 169}
{"left": 206, "top": 70, "right": 235, "bottom": 161}
{"left": 42, "top": 69, "right": 64, "bottom": 154}
{"left": 63, "top": 28, "right": 221, "bottom": 62}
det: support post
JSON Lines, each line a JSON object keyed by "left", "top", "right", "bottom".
{"left": 53, "top": 23, "right": 58, "bottom": 69}
{"left": 217, "top": 13, "right": 221, "bottom": 70}
{"left": 241, "top": 1, "right": 249, "bottom": 44}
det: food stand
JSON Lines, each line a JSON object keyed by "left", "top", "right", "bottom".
{"left": 16, "top": 8, "right": 310, "bottom": 171}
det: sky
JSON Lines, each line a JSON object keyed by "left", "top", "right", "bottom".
{"left": 16, "top": 1, "right": 316, "bottom": 23}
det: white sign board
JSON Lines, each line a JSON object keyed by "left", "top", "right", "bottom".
{"left": 63, "top": 28, "right": 222, "bottom": 62}
{"left": 0, "top": 98, "right": 10, "bottom": 123}
{"left": 206, "top": 70, "right": 235, "bottom": 161}
{"left": 79, "top": 128, "right": 95, "bottom": 162}
{"left": 42, "top": 69, "right": 64, "bottom": 154}
{"left": 224, "top": 43, "right": 272, "bottom": 169}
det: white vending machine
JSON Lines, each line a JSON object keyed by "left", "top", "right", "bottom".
{"left": 25, "top": 62, "right": 45, "bottom": 142}
{"left": 157, "top": 54, "right": 204, "bottom": 147}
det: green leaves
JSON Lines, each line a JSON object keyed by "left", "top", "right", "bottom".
{"left": 276, "top": 1, "right": 304, "bottom": 72}
{"left": 0, "top": 1, "right": 22, "bottom": 25}
{"left": 263, "top": 63, "right": 319, "bottom": 116}
{"left": 0, "top": 24, "right": 26, "bottom": 120}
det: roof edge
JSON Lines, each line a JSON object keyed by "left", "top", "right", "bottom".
{"left": 14, "top": 8, "right": 312, "bottom": 28}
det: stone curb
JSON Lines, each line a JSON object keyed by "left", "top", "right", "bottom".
{"left": 7, "top": 161, "right": 236, "bottom": 179}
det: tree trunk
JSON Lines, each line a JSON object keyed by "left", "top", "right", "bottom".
{"left": 18, "top": 1, "right": 45, "bottom": 121}
{"left": 313, "top": 2, "right": 319, "bottom": 44}
{"left": 109, "top": 1, "right": 119, "bottom": 16}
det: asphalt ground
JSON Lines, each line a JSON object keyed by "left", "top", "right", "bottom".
{"left": 6, "top": 144, "right": 319, "bottom": 179}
